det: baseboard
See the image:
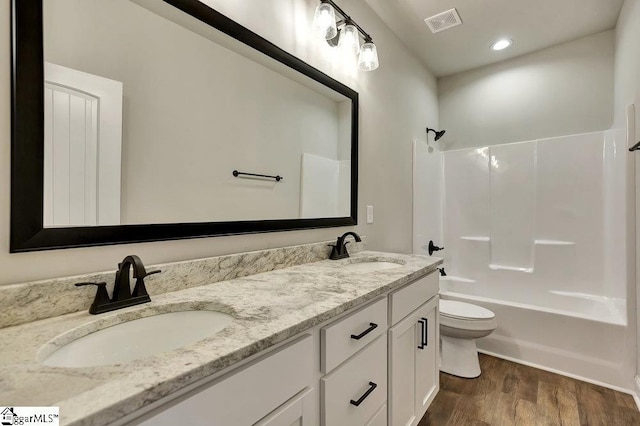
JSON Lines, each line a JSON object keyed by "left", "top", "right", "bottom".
{"left": 478, "top": 349, "right": 636, "bottom": 396}
{"left": 476, "top": 329, "right": 634, "bottom": 390}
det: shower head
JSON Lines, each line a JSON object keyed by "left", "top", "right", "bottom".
{"left": 426, "top": 127, "right": 446, "bottom": 141}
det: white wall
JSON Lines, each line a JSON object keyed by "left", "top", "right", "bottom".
{"left": 412, "top": 141, "right": 442, "bottom": 256}
{"left": 0, "top": 0, "right": 438, "bottom": 285}
{"left": 438, "top": 31, "right": 615, "bottom": 150}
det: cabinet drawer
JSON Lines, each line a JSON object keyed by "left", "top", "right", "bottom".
{"left": 321, "top": 297, "right": 387, "bottom": 373}
{"left": 321, "top": 336, "right": 387, "bottom": 426}
{"left": 389, "top": 272, "right": 438, "bottom": 325}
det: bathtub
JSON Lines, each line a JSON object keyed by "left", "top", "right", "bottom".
{"left": 440, "top": 288, "right": 635, "bottom": 390}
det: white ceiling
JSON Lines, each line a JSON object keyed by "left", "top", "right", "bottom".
{"left": 364, "top": 0, "right": 624, "bottom": 77}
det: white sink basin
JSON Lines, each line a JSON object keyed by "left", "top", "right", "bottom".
{"left": 40, "top": 310, "right": 233, "bottom": 368}
{"left": 341, "top": 260, "right": 404, "bottom": 272}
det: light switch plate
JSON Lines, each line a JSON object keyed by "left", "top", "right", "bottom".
{"left": 366, "top": 205, "right": 374, "bottom": 224}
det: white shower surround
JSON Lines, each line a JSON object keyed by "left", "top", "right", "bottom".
{"left": 433, "top": 128, "right": 636, "bottom": 389}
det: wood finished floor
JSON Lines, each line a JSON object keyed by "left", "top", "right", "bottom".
{"left": 420, "top": 354, "right": 640, "bottom": 426}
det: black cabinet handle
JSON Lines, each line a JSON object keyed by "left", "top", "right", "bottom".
{"left": 350, "top": 382, "right": 377, "bottom": 406}
{"left": 421, "top": 317, "right": 429, "bottom": 347}
{"left": 418, "top": 319, "right": 426, "bottom": 349}
{"left": 629, "top": 141, "right": 640, "bottom": 152}
{"left": 351, "top": 323, "right": 378, "bottom": 340}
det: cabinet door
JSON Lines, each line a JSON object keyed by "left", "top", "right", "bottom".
{"left": 136, "top": 335, "right": 313, "bottom": 426}
{"left": 254, "top": 387, "right": 315, "bottom": 426}
{"left": 414, "top": 298, "right": 439, "bottom": 417}
{"left": 388, "top": 296, "right": 439, "bottom": 426}
{"left": 389, "top": 310, "right": 420, "bottom": 426}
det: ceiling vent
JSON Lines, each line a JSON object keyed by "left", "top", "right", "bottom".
{"left": 424, "top": 8, "right": 462, "bottom": 34}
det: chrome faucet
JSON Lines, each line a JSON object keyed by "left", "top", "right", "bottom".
{"left": 329, "top": 232, "right": 362, "bottom": 260}
{"left": 76, "top": 255, "right": 161, "bottom": 315}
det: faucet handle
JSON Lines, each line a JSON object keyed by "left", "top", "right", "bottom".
{"left": 75, "top": 282, "right": 110, "bottom": 314}
{"left": 145, "top": 269, "right": 162, "bottom": 277}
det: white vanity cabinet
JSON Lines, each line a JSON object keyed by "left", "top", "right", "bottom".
{"left": 388, "top": 274, "right": 440, "bottom": 426}
{"left": 127, "top": 269, "right": 440, "bottom": 426}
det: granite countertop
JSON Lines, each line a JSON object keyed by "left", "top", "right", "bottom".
{"left": 0, "top": 251, "right": 441, "bottom": 426}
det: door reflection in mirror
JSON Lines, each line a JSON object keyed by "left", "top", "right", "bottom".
{"left": 44, "top": 62, "right": 123, "bottom": 227}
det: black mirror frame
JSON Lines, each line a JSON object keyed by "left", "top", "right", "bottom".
{"left": 10, "top": 0, "right": 358, "bottom": 252}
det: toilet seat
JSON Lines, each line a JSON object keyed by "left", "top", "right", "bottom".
{"left": 440, "top": 300, "right": 495, "bottom": 320}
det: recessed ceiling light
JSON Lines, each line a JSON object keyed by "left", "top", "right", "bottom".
{"left": 491, "top": 39, "right": 513, "bottom": 51}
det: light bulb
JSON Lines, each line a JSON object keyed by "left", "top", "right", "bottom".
{"left": 491, "top": 39, "right": 513, "bottom": 51}
{"left": 358, "top": 41, "right": 379, "bottom": 71}
{"left": 312, "top": 3, "right": 337, "bottom": 40}
{"left": 338, "top": 24, "right": 360, "bottom": 56}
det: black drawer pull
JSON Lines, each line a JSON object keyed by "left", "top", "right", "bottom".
{"left": 350, "top": 323, "right": 378, "bottom": 340}
{"left": 421, "top": 317, "right": 429, "bottom": 347}
{"left": 350, "top": 382, "right": 377, "bottom": 406}
{"left": 418, "top": 319, "right": 426, "bottom": 350}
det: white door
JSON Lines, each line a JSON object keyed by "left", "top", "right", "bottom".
{"left": 44, "top": 62, "right": 123, "bottom": 227}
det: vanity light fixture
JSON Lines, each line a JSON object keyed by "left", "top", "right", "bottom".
{"left": 338, "top": 22, "right": 360, "bottom": 56}
{"left": 312, "top": 1, "right": 338, "bottom": 40}
{"left": 312, "top": 0, "right": 379, "bottom": 71}
{"left": 491, "top": 38, "right": 513, "bottom": 51}
{"left": 358, "top": 38, "right": 379, "bottom": 71}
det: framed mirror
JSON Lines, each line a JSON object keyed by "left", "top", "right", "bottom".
{"left": 11, "top": 0, "right": 358, "bottom": 252}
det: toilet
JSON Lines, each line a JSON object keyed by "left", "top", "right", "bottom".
{"left": 439, "top": 299, "right": 497, "bottom": 378}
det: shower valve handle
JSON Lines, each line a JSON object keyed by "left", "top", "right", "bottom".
{"left": 428, "top": 240, "right": 444, "bottom": 256}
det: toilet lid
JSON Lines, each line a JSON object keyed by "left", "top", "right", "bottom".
{"left": 440, "top": 300, "right": 495, "bottom": 320}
